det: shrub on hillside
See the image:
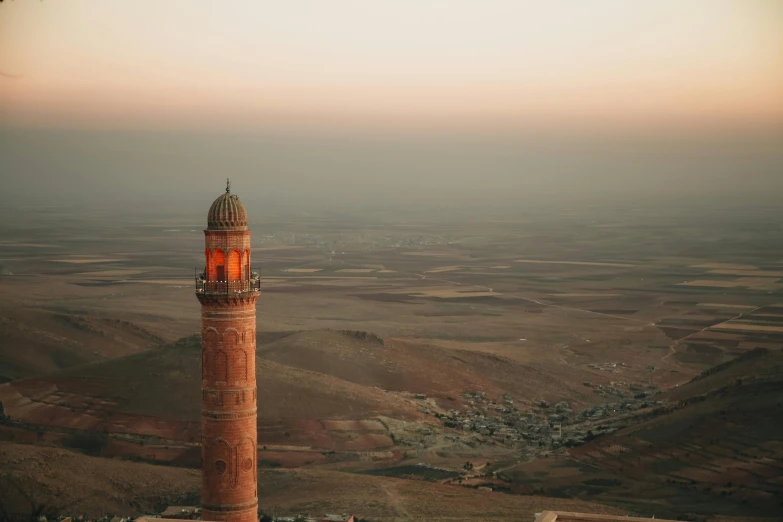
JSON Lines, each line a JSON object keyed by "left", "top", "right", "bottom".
{"left": 340, "top": 329, "right": 384, "bottom": 345}
{"left": 64, "top": 431, "right": 109, "bottom": 456}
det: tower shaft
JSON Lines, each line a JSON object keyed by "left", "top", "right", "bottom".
{"left": 197, "top": 188, "right": 259, "bottom": 522}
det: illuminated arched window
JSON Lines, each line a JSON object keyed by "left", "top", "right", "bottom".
{"left": 228, "top": 249, "right": 242, "bottom": 281}
{"left": 210, "top": 249, "right": 225, "bottom": 281}
{"left": 244, "top": 248, "right": 251, "bottom": 280}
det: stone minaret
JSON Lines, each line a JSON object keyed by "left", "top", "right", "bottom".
{"left": 196, "top": 180, "right": 259, "bottom": 522}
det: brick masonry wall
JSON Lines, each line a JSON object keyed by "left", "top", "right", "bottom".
{"left": 204, "top": 230, "right": 251, "bottom": 282}
{"left": 198, "top": 226, "right": 258, "bottom": 522}
{"left": 204, "top": 230, "right": 251, "bottom": 252}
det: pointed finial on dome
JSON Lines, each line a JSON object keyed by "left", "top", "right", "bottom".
{"left": 226, "top": 178, "right": 231, "bottom": 194}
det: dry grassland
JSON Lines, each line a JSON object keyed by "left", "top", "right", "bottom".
{"left": 690, "top": 263, "right": 758, "bottom": 270}
{"left": 0, "top": 442, "right": 200, "bottom": 516}
{"left": 255, "top": 245, "right": 307, "bottom": 250}
{"left": 0, "top": 242, "right": 56, "bottom": 247}
{"left": 77, "top": 269, "right": 149, "bottom": 277}
{"left": 401, "top": 251, "right": 454, "bottom": 256}
{"left": 258, "top": 468, "right": 625, "bottom": 521}
{"left": 550, "top": 293, "right": 622, "bottom": 297}
{"left": 53, "top": 258, "right": 126, "bottom": 263}
{"left": 322, "top": 419, "right": 386, "bottom": 431}
{"left": 697, "top": 303, "right": 756, "bottom": 309}
{"left": 425, "top": 266, "right": 462, "bottom": 273}
{"left": 132, "top": 279, "right": 194, "bottom": 285}
{"left": 692, "top": 331, "right": 750, "bottom": 340}
{"left": 299, "top": 276, "right": 379, "bottom": 281}
{"left": 515, "top": 259, "right": 636, "bottom": 267}
{"left": 410, "top": 290, "right": 497, "bottom": 298}
{"left": 679, "top": 280, "right": 740, "bottom": 288}
{"left": 304, "top": 279, "right": 380, "bottom": 287}
{"left": 711, "top": 323, "right": 783, "bottom": 333}
{"left": 708, "top": 269, "right": 783, "bottom": 277}
{"left": 679, "top": 279, "right": 781, "bottom": 290}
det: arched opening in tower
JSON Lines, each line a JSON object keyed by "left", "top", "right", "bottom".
{"left": 244, "top": 248, "right": 251, "bottom": 280}
{"left": 211, "top": 249, "right": 226, "bottom": 281}
{"left": 228, "top": 249, "right": 242, "bottom": 281}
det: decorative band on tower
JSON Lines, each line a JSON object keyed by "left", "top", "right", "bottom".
{"left": 196, "top": 181, "right": 260, "bottom": 522}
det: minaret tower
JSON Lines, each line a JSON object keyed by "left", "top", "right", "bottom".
{"left": 196, "top": 180, "right": 259, "bottom": 522}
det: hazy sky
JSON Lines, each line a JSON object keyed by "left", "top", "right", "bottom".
{"left": 1, "top": 0, "right": 781, "bottom": 132}
{"left": 1, "top": 1, "right": 781, "bottom": 213}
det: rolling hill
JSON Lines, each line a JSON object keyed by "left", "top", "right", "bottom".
{"left": 0, "top": 328, "right": 609, "bottom": 443}
{"left": 0, "top": 333, "right": 426, "bottom": 447}
{"left": 257, "top": 329, "right": 601, "bottom": 405}
{"left": 502, "top": 348, "right": 783, "bottom": 519}
{"left": 0, "top": 305, "right": 164, "bottom": 382}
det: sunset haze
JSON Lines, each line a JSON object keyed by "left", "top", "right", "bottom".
{"left": 1, "top": 0, "right": 781, "bottom": 131}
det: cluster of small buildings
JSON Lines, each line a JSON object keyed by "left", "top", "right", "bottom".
{"left": 586, "top": 361, "right": 630, "bottom": 372}
{"left": 435, "top": 393, "right": 571, "bottom": 450}
{"left": 582, "top": 375, "right": 659, "bottom": 399}
{"left": 431, "top": 388, "right": 668, "bottom": 452}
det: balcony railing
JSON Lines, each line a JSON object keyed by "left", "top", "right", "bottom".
{"left": 195, "top": 278, "right": 261, "bottom": 295}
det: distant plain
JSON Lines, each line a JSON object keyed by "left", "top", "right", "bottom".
{"left": 0, "top": 201, "right": 781, "bottom": 520}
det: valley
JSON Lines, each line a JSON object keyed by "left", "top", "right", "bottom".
{"left": 0, "top": 204, "right": 782, "bottom": 521}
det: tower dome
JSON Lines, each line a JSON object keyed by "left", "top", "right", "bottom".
{"left": 207, "top": 179, "right": 248, "bottom": 230}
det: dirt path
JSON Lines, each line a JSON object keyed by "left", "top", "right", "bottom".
{"left": 662, "top": 305, "right": 766, "bottom": 362}
{"left": 380, "top": 481, "right": 411, "bottom": 518}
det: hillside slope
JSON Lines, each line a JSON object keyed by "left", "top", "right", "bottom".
{"left": 0, "top": 334, "right": 427, "bottom": 445}
{"left": 1, "top": 328, "right": 609, "bottom": 440}
{"left": 0, "top": 305, "right": 164, "bottom": 382}
{"left": 542, "top": 348, "right": 783, "bottom": 519}
{"left": 665, "top": 347, "right": 783, "bottom": 401}
{"left": 0, "top": 442, "right": 625, "bottom": 521}
{"left": 259, "top": 329, "right": 600, "bottom": 405}
{"left": 0, "top": 442, "right": 199, "bottom": 517}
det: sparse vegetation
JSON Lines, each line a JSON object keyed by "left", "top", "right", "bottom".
{"left": 339, "top": 329, "right": 384, "bottom": 345}
{"left": 63, "top": 432, "right": 109, "bottom": 457}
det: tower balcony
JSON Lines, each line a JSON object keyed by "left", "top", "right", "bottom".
{"left": 195, "top": 278, "right": 261, "bottom": 295}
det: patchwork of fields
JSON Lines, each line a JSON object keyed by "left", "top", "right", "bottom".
{"left": 0, "top": 204, "right": 782, "bottom": 520}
